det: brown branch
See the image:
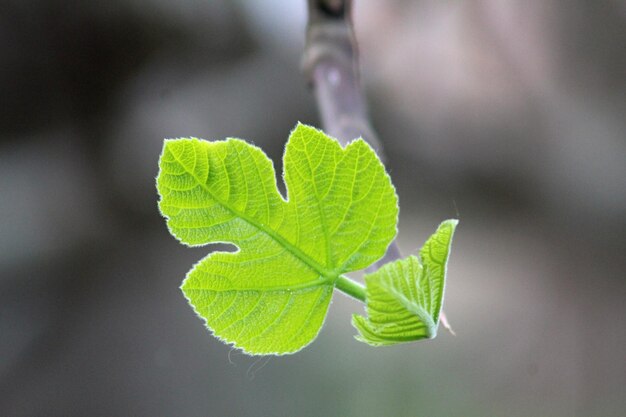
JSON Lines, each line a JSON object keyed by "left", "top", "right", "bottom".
{"left": 303, "top": 0, "right": 400, "bottom": 270}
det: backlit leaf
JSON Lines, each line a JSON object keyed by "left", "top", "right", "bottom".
{"left": 156, "top": 123, "right": 398, "bottom": 354}
{"left": 353, "top": 220, "right": 458, "bottom": 346}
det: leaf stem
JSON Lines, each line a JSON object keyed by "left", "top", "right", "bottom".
{"left": 335, "top": 275, "right": 366, "bottom": 302}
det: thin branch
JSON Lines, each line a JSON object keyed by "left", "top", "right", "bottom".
{"left": 303, "top": 0, "right": 400, "bottom": 270}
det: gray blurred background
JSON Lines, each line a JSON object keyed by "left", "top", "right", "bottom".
{"left": 1, "top": 1, "right": 625, "bottom": 416}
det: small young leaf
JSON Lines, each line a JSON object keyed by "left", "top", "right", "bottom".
{"left": 156, "top": 123, "right": 398, "bottom": 354}
{"left": 352, "top": 220, "right": 458, "bottom": 346}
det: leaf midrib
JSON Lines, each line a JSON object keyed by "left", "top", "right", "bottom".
{"left": 383, "top": 284, "right": 437, "bottom": 338}
{"left": 184, "top": 280, "right": 334, "bottom": 293}
{"left": 170, "top": 147, "right": 339, "bottom": 283}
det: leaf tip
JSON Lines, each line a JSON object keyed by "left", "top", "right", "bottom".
{"left": 441, "top": 218, "right": 459, "bottom": 228}
{"left": 289, "top": 121, "right": 329, "bottom": 144}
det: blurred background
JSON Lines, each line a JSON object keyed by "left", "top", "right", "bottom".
{"left": 1, "top": 0, "right": 625, "bottom": 416}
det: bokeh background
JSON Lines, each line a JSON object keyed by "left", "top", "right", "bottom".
{"left": 1, "top": 1, "right": 625, "bottom": 416}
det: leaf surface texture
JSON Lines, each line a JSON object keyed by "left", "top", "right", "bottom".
{"left": 353, "top": 220, "right": 458, "bottom": 346}
{"left": 157, "top": 123, "right": 398, "bottom": 354}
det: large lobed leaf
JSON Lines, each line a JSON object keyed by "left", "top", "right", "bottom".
{"left": 156, "top": 123, "right": 398, "bottom": 354}
{"left": 353, "top": 220, "right": 458, "bottom": 346}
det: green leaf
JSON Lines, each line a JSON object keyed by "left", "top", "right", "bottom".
{"left": 157, "top": 123, "right": 398, "bottom": 354}
{"left": 352, "top": 219, "right": 458, "bottom": 346}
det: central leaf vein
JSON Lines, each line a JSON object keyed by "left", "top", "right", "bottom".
{"left": 169, "top": 149, "right": 337, "bottom": 282}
